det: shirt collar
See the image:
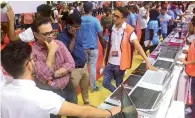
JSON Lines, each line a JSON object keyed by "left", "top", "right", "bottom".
{"left": 11, "top": 79, "right": 36, "bottom": 87}
{"left": 112, "top": 22, "right": 127, "bottom": 31}
{"left": 34, "top": 41, "right": 47, "bottom": 51}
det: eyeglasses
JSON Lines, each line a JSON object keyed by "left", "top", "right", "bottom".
{"left": 26, "top": 55, "right": 37, "bottom": 66}
{"left": 39, "top": 30, "right": 56, "bottom": 38}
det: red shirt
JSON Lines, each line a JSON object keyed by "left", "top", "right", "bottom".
{"left": 32, "top": 40, "right": 75, "bottom": 89}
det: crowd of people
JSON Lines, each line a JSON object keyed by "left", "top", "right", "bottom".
{"left": 1, "top": 1, "right": 195, "bottom": 118}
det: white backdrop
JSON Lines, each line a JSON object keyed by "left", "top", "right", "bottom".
{"left": 9, "top": 1, "right": 45, "bottom": 14}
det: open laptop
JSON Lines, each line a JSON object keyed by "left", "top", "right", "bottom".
{"left": 142, "top": 70, "right": 168, "bottom": 85}
{"left": 111, "top": 85, "right": 138, "bottom": 118}
{"left": 153, "top": 59, "right": 174, "bottom": 71}
{"left": 110, "top": 86, "right": 132, "bottom": 101}
{"left": 123, "top": 74, "right": 142, "bottom": 88}
{"left": 132, "top": 63, "right": 147, "bottom": 76}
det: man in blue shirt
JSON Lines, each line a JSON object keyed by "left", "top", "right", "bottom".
{"left": 80, "top": 2, "right": 105, "bottom": 92}
{"left": 158, "top": 6, "right": 172, "bottom": 39}
{"left": 126, "top": 5, "right": 137, "bottom": 34}
{"left": 58, "top": 14, "right": 90, "bottom": 105}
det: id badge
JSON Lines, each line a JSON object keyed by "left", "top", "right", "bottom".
{"left": 111, "top": 51, "right": 119, "bottom": 57}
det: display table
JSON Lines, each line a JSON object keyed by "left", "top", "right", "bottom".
{"left": 98, "top": 22, "right": 190, "bottom": 118}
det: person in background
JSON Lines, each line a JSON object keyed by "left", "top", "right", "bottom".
{"left": 80, "top": 2, "right": 106, "bottom": 92}
{"left": 21, "top": 13, "right": 35, "bottom": 29}
{"left": 1, "top": 6, "right": 16, "bottom": 44}
{"left": 1, "top": 41, "right": 121, "bottom": 118}
{"left": 37, "top": 4, "right": 62, "bottom": 35}
{"left": 58, "top": 14, "right": 90, "bottom": 105}
{"left": 146, "top": 9, "right": 161, "bottom": 53}
{"left": 31, "top": 17, "right": 77, "bottom": 118}
{"left": 92, "top": 2, "right": 97, "bottom": 16}
{"left": 158, "top": 6, "right": 173, "bottom": 39}
{"left": 127, "top": 5, "right": 137, "bottom": 34}
{"left": 139, "top": 1, "right": 150, "bottom": 52}
{"left": 101, "top": 7, "right": 113, "bottom": 42}
{"left": 103, "top": 7, "right": 157, "bottom": 92}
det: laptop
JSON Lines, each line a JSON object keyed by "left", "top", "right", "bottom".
{"left": 159, "top": 50, "right": 178, "bottom": 60}
{"left": 142, "top": 70, "right": 168, "bottom": 85}
{"left": 153, "top": 59, "right": 174, "bottom": 70}
{"left": 111, "top": 85, "right": 138, "bottom": 118}
{"left": 129, "top": 86, "right": 161, "bottom": 110}
{"left": 110, "top": 86, "right": 132, "bottom": 101}
{"left": 132, "top": 63, "right": 147, "bottom": 76}
{"left": 123, "top": 74, "right": 142, "bottom": 88}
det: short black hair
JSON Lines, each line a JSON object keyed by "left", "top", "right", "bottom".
{"left": 66, "top": 14, "right": 82, "bottom": 25}
{"left": 31, "top": 17, "right": 51, "bottom": 32}
{"left": 83, "top": 2, "right": 93, "bottom": 13}
{"left": 1, "top": 40, "right": 32, "bottom": 78}
{"left": 117, "top": 7, "right": 129, "bottom": 18}
{"left": 37, "top": 4, "right": 52, "bottom": 17}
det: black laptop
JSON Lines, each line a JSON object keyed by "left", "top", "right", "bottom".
{"left": 111, "top": 85, "right": 138, "bottom": 118}
{"left": 153, "top": 60, "right": 173, "bottom": 70}
{"left": 132, "top": 63, "right": 147, "bottom": 76}
{"left": 123, "top": 75, "right": 142, "bottom": 88}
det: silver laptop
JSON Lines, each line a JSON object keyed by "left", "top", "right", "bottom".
{"left": 142, "top": 70, "right": 168, "bottom": 85}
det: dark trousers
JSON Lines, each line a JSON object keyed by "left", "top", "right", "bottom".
{"left": 140, "top": 29, "right": 146, "bottom": 52}
{"left": 92, "top": 9, "right": 96, "bottom": 16}
{"left": 35, "top": 78, "right": 78, "bottom": 118}
{"left": 148, "top": 44, "right": 158, "bottom": 54}
{"left": 103, "top": 63, "right": 125, "bottom": 92}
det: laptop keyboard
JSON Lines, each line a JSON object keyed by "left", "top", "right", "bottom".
{"left": 142, "top": 70, "right": 167, "bottom": 85}
{"left": 153, "top": 60, "right": 173, "bottom": 70}
{"left": 130, "top": 87, "right": 160, "bottom": 109}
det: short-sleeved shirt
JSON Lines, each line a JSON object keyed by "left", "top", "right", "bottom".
{"left": 81, "top": 15, "right": 103, "bottom": 49}
{"left": 108, "top": 22, "right": 137, "bottom": 65}
{"left": 1, "top": 79, "right": 65, "bottom": 118}
{"left": 147, "top": 20, "right": 160, "bottom": 45}
{"left": 168, "top": 10, "right": 176, "bottom": 20}
{"left": 58, "top": 29, "right": 87, "bottom": 68}
{"left": 158, "top": 14, "right": 172, "bottom": 34}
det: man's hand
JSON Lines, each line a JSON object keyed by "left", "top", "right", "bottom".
{"left": 147, "top": 64, "right": 158, "bottom": 71}
{"left": 178, "top": 58, "right": 187, "bottom": 65}
{"left": 6, "top": 6, "right": 15, "bottom": 22}
{"left": 68, "top": 27, "right": 76, "bottom": 38}
{"left": 45, "top": 40, "right": 58, "bottom": 53}
{"left": 110, "top": 107, "right": 121, "bottom": 116}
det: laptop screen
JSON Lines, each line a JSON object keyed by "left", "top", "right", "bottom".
{"left": 121, "top": 85, "right": 138, "bottom": 118}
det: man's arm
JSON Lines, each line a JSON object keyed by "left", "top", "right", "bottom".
{"left": 58, "top": 101, "right": 120, "bottom": 118}
{"left": 98, "top": 31, "right": 106, "bottom": 49}
{"left": 133, "top": 39, "right": 157, "bottom": 71}
{"left": 54, "top": 41, "right": 75, "bottom": 78}
{"left": 6, "top": 7, "right": 16, "bottom": 41}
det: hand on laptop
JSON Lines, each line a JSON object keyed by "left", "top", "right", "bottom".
{"left": 147, "top": 64, "right": 158, "bottom": 71}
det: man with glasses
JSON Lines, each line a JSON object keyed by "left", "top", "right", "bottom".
{"left": 58, "top": 14, "right": 90, "bottom": 105}
{"left": 31, "top": 17, "right": 77, "bottom": 118}
{"left": 103, "top": 7, "right": 157, "bottom": 92}
{"left": 1, "top": 40, "right": 121, "bottom": 118}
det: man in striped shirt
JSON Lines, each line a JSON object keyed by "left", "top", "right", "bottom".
{"left": 31, "top": 17, "right": 77, "bottom": 118}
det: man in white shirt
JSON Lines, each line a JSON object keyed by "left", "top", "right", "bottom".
{"left": 103, "top": 7, "right": 157, "bottom": 92}
{"left": 139, "top": 1, "right": 150, "bottom": 51}
{"left": 1, "top": 41, "right": 121, "bottom": 118}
